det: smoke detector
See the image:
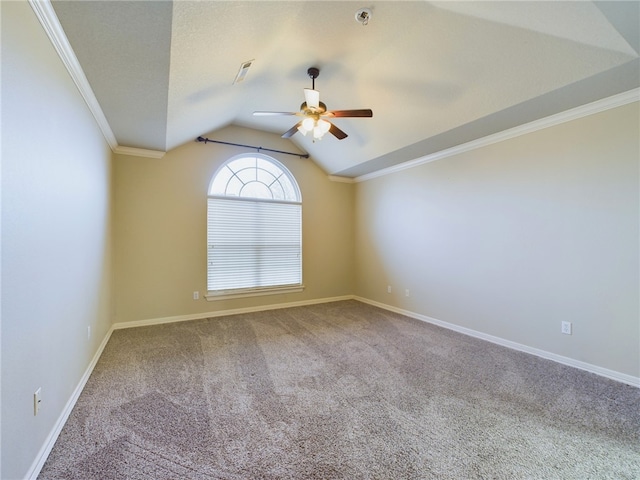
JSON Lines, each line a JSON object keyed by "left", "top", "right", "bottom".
{"left": 355, "top": 8, "right": 372, "bottom": 26}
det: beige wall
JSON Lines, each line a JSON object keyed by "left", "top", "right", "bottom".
{"left": 1, "top": 2, "right": 113, "bottom": 478}
{"left": 355, "top": 102, "right": 639, "bottom": 378}
{"left": 113, "top": 125, "right": 354, "bottom": 323}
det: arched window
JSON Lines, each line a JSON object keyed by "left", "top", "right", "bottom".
{"left": 206, "top": 154, "right": 303, "bottom": 299}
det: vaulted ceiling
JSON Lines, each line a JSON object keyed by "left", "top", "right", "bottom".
{"left": 51, "top": 1, "right": 639, "bottom": 177}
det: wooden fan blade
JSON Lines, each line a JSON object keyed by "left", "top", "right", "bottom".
{"left": 282, "top": 121, "right": 302, "bottom": 139}
{"left": 329, "top": 122, "right": 348, "bottom": 140}
{"left": 324, "top": 109, "right": 373, "bottom": 118}
{"left": 253, "top": 111, "right": 299, "bottom": 116}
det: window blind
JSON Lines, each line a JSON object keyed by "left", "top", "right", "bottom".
{"left": 207, "top": 197, "right": 302, "bottom": 292}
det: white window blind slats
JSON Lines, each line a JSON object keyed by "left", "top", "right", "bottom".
{"left": 207, "top": 197, "right": 301, "bottom": 292}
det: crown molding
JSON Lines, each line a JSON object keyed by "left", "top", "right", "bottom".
{"left": 29, "top": 0, "right": 119, "bottom": 151}
{"left": 113, "top": 146, "right": 166, "bottom": 159}
{"left": 328, "top": 175, "right": 355, "bottom": 184}
{"left": 355, "top": 88, "right": 640, "bottom": 183}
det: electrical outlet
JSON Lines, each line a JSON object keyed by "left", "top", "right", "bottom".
{"left": 193, "top": 291, "right": 199, "bottom": 300}
{"left": 561, "top": 321, "right": 572, "bottom": 335}
{"left": 387, "top": 285, "right": 392, "bottom": 294}
{"left": 34, "top": 388, "right": 42, "bottom": 416}
{"left": 405, "top": 289, "right": 410, "bottom": 297}
{"left": 87, "top": 325, "right": 91, "bottom": 340}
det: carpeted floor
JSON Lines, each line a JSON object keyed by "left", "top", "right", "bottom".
{"left": 39, "top": 300, "right": 639, "bottom": 479}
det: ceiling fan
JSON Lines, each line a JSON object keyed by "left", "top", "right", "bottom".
{"left": 253, "top": 67, "right": 373, "bottom": 141}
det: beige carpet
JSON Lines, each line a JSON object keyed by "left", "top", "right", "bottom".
{"left": 39, "top": 300, "right": 639, "bottom": 479}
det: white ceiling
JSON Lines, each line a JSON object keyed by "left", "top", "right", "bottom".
{"left": 51, "top": 1, "right": 640, "bottom": 177}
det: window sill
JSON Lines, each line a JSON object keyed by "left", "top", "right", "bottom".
{"left": 205, "top": 285, "right": 305, "bottom": 301}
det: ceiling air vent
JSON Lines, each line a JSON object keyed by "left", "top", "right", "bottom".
{"left": 233, "top": 59, "right": 254, "bottom": 85}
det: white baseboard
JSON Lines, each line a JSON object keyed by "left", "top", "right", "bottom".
{"left": 355, "top": 296, "right": 640, "bottom": 388}
{"left": 112, "top": 295, "right": 356, "bottom": 330}
{"left": 27, "top": 326, "right": 115, "bottom": 480}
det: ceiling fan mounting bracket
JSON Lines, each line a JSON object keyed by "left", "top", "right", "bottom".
{"left": 307, "top": 67, "right": 320, "bottom": 80}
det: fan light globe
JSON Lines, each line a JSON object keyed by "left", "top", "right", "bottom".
{"left": 302, "top": 117, "right": 315, "bottom": 132}
{"left": 317, "top": 119, "right": 331, "bottom": 134}
{"left": 309, "top": 118, "right": 331, "bottom": 140}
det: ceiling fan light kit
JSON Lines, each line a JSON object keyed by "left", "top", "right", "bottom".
{"left": 253, "top": 67, "right": 373, "bottom": 142}
{"left": 298, "top": 117, "right": 331, "bottom": 140}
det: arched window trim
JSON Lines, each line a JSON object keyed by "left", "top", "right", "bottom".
{"left": 208, "top": 153, "right": 301, "bottom": 203}
{"left": 205, "top": 153, "right": 304, "bottom": 301}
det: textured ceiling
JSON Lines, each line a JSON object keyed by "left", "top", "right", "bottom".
{"left": 51, "top": 1, "right": 640, "bottom": 177}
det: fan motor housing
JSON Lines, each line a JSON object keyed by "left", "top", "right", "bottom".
{"left": 301, "top": 101, "right": 327, "bottom": 115}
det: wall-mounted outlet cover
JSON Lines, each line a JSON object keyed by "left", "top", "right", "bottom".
{"left": 387, "top": 285, "right": 392, "bottom": 294}
{"left": 561, "top": 321, "right": 572, "bottom": 335}
{"left": 193, "top": 291, "right": 199, "bottom": 300}
{"left": 405, "top": 289, "right": 410, "bottom": 297}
